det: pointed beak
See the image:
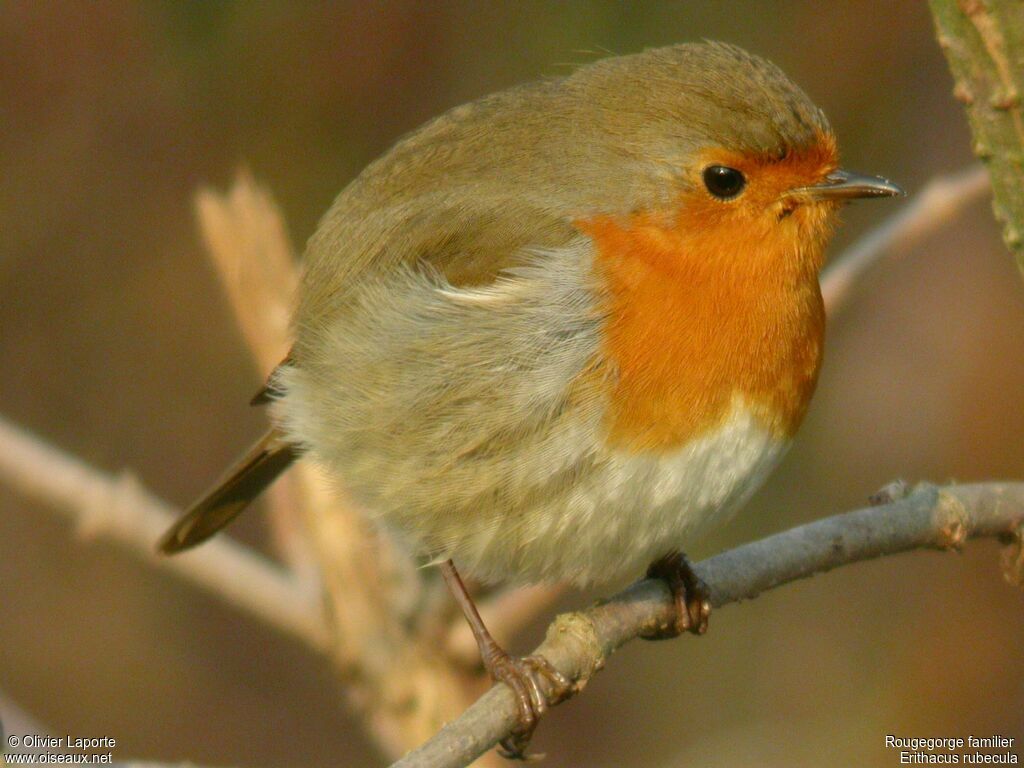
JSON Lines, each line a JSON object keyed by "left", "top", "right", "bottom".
{"left": 792, "top": 169, "right": 905, "bottom": 201}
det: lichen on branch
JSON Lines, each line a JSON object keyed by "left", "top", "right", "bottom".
{"left": 929, "top": 0, "right": 1024, "bottom": 273}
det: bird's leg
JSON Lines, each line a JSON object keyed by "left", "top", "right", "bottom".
{"left": 440, "top": 559, "right": 572, "bottom": 760}
{"left": 641, "top": 550, "right": 711, "bottom": 639}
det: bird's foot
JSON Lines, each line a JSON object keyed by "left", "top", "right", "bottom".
{"left": 438, "top": 559, "right": 572, "bottom": 760}
{"left": 642, "top": 551, "right": 711, "bottom": 639}
{"left": 483, "top": 645, "right": 572, "bottom": 760}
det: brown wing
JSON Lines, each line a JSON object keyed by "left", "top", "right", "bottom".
{"left": 157, "top": 428, "right": 298, "bottom": 554}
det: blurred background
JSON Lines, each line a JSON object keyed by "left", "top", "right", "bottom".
{"left": 2, "top": 2, "right": 1023, "bottom": 766}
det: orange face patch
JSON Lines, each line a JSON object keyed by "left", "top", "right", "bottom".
{"left": 577, "top": 138, "right": 838, "bottom": 452}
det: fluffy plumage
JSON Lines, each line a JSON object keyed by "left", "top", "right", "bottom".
{"left": 277, "top": 237, "right": 790, "bottom": 584}
{"left": 167, "top": 42, "right": 853, "bottom": 584}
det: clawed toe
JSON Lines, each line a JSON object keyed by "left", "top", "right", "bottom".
{"left": 439, "top": 560, "right": 574, "bottom": 761}
{"left": 642, "top": 551, "right": 711, "bottom": 639}
{"left": 488, "top": 651, "right": 572, "bottom": 760}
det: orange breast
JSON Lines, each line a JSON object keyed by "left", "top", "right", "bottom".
{"left": 577, "top": 196, "right": 828, "bottom": 452}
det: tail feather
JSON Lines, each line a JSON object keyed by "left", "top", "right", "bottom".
{"left": 158, "top": 429, "right": 298, "bottom": 554}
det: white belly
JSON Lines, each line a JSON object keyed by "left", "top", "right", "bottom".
{"left": 442, "top": 399, "right": 787, "bottom": 586}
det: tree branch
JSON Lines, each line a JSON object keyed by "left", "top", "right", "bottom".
{"left": 0, "top": 413, "right": 331, "bottom": 651}
{"left": 394, "top": 482, "right": 1024, "bottom": 768}
{"left": 929, "top": 0, "right": 1024, "bottom": 274}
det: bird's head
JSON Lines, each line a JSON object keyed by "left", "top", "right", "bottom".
{"left": 566, "top": 42, "right": 902, "bottom": 276}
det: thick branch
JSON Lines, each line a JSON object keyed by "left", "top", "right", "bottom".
{"left": 929, "top": 0, "right": 1024, "bottom": 273}
{"left": 395, "top": 482, "right": 1024, "bottom": 768}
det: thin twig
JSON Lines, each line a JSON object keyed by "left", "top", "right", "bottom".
{"left": 395, "top": 482, "right": 1024, "bottom": 768}
{"left": 0, "top": 413, "right": 331, "bottom": 651}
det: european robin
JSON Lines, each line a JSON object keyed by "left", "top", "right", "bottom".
{"left": 159, "top": 42, "right": 902, "bottom": 757}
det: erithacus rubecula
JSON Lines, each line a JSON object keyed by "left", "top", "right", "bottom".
{"left": 159, "top": 41, "right": 902, "bottom": 757}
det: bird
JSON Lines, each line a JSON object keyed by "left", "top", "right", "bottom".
{"left": 158, "top": 41, "right": 902, "bottom": 758}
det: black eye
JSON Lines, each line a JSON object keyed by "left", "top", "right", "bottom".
{"left": 702, "top": 165, "right": 746, "bottom": 200}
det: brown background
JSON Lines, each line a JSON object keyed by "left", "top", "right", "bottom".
{"left": 1, "top": 2, "right": 1022, "bottom": 766}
